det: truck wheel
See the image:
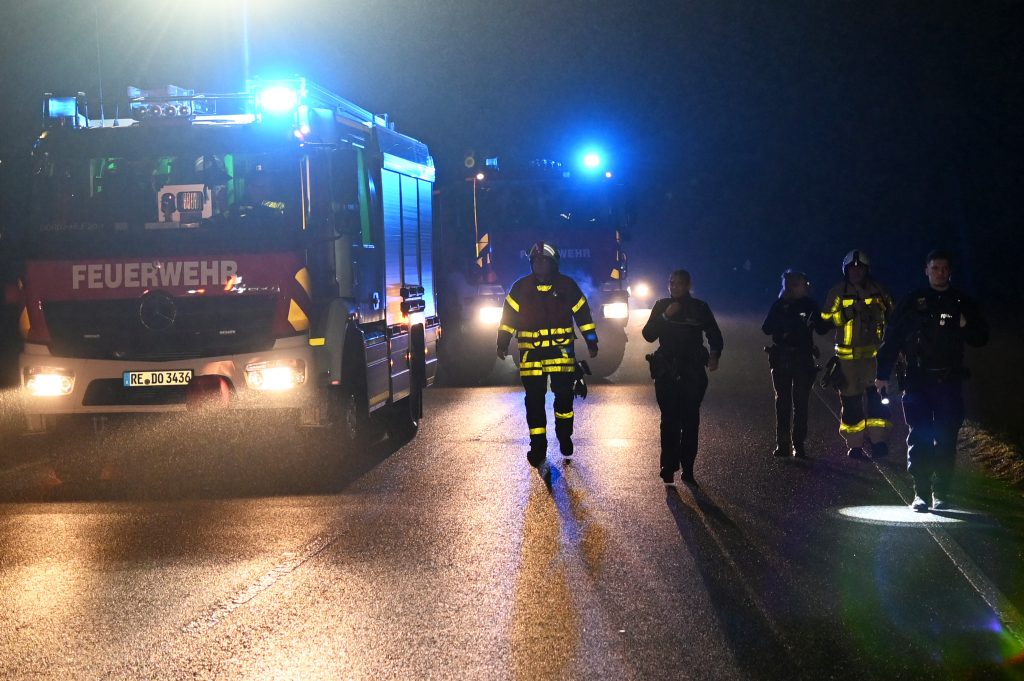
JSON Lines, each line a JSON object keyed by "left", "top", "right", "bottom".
{"left": 387, "top": 381, "right": 421, "bottom": 441}
{"left": 327, "top": 386, "right": 366, "bottom": 453}
{"left": 586, "top": 330, "right": 627, "bottom": 378}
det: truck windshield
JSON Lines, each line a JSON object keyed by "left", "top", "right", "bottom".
{"left": 28, "top": 147, "right": 303, "bottom": 258}
{"left": 478, "top": 180, "right": 619, "bottom": 232}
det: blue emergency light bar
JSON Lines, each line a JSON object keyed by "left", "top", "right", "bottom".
{"left": 44, "top": 76, "right": 392, "bottom": 135}
{"left": 43, "top": 93, "right": 86, "bottom": 128}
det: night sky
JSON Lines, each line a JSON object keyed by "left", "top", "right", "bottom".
{"left": 1, "top": 1, "right": 1021, "bottom": 311}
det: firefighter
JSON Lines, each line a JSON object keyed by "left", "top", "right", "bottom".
{"left": 761, "top": 270, "right": 831, "bottom": 458}
{"left": 497, "top": 242, "right": 599, "bottom": 481}
{"left": 643, "top": 269, "right": 723, "bottom": 486}
{"left": 822, "top": 250, "right": 894, "bottom": 459}
{"left": 875, "top": 250, "right": 988, "bottom": 511}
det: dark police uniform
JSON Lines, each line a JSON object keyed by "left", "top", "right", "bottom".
{"left": 498, "top": 272, "right": 598, "bottom": 466}
{"left": 876, "top": 286, "right": 988, "bottom": 501}
{"left": 643, "top": 294, "right": 723, "bottom": 482}
{"left": 762, "top": 296, "right": 831, "bottom": 456}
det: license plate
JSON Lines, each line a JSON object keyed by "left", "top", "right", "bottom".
{"left": 123, "top": 369, "right": 194, "bottom": 387}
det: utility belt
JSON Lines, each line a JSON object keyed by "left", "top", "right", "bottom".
{"left": 645, "top": 346, "right": 708, "bottom": 382}
{"left": 764, "top": 344, "right": 818, "bottom": 371}
{"left": 902, "top": 365, "right": 969, "bottom": 388}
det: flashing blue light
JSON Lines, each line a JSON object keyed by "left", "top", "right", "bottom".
{"left": 47, "top": 96, "right": 78, "bottom": 119}
{"left": 259, "top": 86, "right": 299, "bottom": 114}
{"left": 582, "top": 152, "right": 602, "bottom": 169}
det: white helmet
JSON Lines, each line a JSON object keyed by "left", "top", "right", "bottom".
{"left": 842, "top": 249, "right": 870, "bottom": 274}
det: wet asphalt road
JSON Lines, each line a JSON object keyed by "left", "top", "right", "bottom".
{"left": 1, "top": 314, "right": 1023, "bottom": 680}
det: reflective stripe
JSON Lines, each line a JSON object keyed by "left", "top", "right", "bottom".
{"left": 836, "top": 345, "right": 879, "bottom": 359}
{"left": 520, "top": 357, "right": 575, "bottom": 368}
{"left": 842, "top": 319, "right": 854, "bottom": 347}
{"left": 555, "top": 411, "right": 574, "bottom": 419}
{"left": 866, "top": 418, "right": 891, "bottom": 429}
{"left": 572, "top": 296, "right": 587, "bottom": 313}
{"left": 519, "top": 365, "right": 575, "bottom": 376}
{"left": 518, "top": 339, "right": 574, "bottom": 349}
{"left": 529, "top": 427, "right": 547, "bottom": 435}
{"left": 840, "top": 420, "right": 867, "bottom": 433}
{"left": 500, "top": 324, "right": 517, "bottom": 334}
{"left": 539, "top": 357, "right": 574, "bottom": 366}
{"left": 578, "top": 322, "right": 596, "bottom": 332}
{"left": 505, "top": 295, "right": 520, "bottom": 312}
{"left": 520, "top": 327, "right": 574, "bottom": 339}
{"left": 536, "top": 284, "right": 553, "bottom": 292}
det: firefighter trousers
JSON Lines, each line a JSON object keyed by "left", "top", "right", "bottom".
{"left": 838, "top": 357, "right": 891, "bottom": 448}
{"left": 655, "top": 370, "right": 708, "bottom": 477}
{"left": 902, "top": 379, "right": 964, "bottom": 498}
{"left": 522, "top": 372, "right": 575, "bottom": 466}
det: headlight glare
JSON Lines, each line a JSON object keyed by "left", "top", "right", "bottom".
{"left": 245, "top": 359, "right": 306, "bottom": 391}
{"left": 478, "top": 305, "right": 503, "bottom": 326}
{"left": 25, "top": 366, "right": 75, "bottom": 397}
{"left": 602, "top": 302, "right": 629, "bottom": 319}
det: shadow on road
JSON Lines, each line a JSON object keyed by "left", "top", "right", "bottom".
{"left": 665, "top": 485, "right": 801, "bottom": 680}
{"left": 0, "top": 411, "right": 410, "bottom": 503}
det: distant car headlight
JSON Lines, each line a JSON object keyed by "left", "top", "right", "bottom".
{"left": 245, "top": 359, "right": 306, "bottom": 391}
{"left": 478, "top": 305, "right": 503, "bottom": 326}
{"left": 631, "top": 281, "right": 651, "bottom": 299}
{"left": 602, "top": 302, "right": 629, "bottom": 319}
{"left": 24, "top": 366, "right": 75, "bottom": 397}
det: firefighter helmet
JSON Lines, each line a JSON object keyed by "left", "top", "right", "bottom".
{"left": 528, "top": 241, "right": 560, "bottom": 267}
{"left": 842, "top": 249, "right": 870, "bottom": 274}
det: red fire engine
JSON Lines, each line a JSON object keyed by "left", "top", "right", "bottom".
{"left": 437, "top": 156, "right": 635, "bottom": 382}
{"left": 10, "top": 78, "right": 438, "bottom": 446}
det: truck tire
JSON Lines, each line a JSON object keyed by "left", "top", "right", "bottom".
{"left": 388, "top": 324, "right": 425, "bottom": 439}
{"left": 584, "top": 328, "right": 627, "bottom": 379}
{"left": 386, "top": 381, "right": 421, "bottom": 441}
{"left": 326, "top": 385, "right": 367, "bottom": 454}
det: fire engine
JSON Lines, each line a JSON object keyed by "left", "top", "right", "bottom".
{"left": 437, "top": 155, "right": 634, "bottom": 382}
{"left": 9, "top": 78, "right": 438, "bottom": 445}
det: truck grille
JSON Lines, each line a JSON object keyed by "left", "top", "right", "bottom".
{"left": 44, "top": 295, "right": 278, "bottom": 361}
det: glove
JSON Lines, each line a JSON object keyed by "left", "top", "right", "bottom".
{"left": 586, "top": 341, "right": 599, "bottom": 358}
{"left": 497, "top": 345, "right": 508, "bottom": 360}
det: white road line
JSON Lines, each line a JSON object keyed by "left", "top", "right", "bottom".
{"left": 813, "top": 386, "right": 1024, "bottom": 645}
{"left": 182, "top": 532, "right": 339, "bottom": 634}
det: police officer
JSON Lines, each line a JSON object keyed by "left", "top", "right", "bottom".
{"left": 497, "top": 242, "right": 598, "bottom": 481}
{"left": 762, "top": 270, "right": 831, "bottom": 458}
{"left": 643, "top": 269, "right": 723, "bottom": 485}
{"left": 875, "top": 250, "right": 988, "bottom": 512}
{"left": 822, "top": 250, "right": 894, "bottom": 459}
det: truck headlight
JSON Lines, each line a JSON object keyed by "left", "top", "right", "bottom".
{"left": 602, "top": 302, "right": 629, "bottom": 319}
{"left": 478, "top": 305, "right": 503, "bottom": 326}
{"left": 24, "top": 366, "right": 75, "bottom": 397}
{"left": 245, "top": 359, "right": 306, "bottom": 391}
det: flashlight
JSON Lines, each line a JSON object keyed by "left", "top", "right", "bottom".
{"left": 880, "top": 388, "right": 890, "bottom": 406}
